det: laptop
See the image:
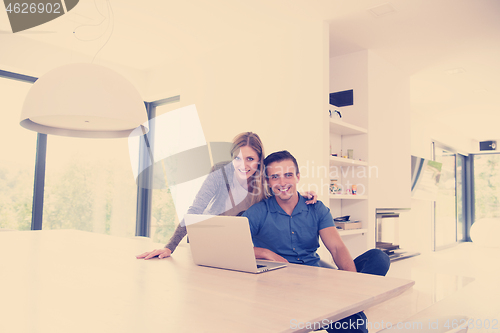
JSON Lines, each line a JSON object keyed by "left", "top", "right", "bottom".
{"left": 184, "top": 214, "right": 287, "bottom": 274}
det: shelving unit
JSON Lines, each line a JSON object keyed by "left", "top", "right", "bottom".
{"left": 325, "top": 50, "right": 411, "bottom": 261}
{"left": 328, "top": 106, "right": 369, "bottom": 257}
{"left": 338, "top": 228, "right": 368, "bottom": 236}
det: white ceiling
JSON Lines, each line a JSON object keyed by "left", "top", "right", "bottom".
{"left": 1, "top": 0, "right": 499, "bottom": 144}
{"left": 327, "top": 0, "right": 500, "bottom": 145}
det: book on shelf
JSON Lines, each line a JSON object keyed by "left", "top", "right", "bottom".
{"left": 335, "top": 221, "right": 362, "bottom": 230}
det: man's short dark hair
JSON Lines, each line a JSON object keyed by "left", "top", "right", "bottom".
{"left": 263, "top": 150, "right": 299, "bottom": 177}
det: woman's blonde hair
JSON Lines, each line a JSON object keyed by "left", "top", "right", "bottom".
{"left": 230, "top": 132, "right": 269, "bottom": 204}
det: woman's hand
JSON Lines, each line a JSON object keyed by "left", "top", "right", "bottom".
{"left": 136, "top": 248, "right": 172, "bottom": 260}
{"left": 301, "top": 190, "right": 318, "bottom": 204}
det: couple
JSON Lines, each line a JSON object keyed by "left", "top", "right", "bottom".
{"left": 137, "top": 132, "right": 389, "bottom": 333}
{"left": 137, "top": 132, "right": 317, "bottom": 260}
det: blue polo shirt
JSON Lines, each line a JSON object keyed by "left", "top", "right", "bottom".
{"left": 242, "top": 194, "right": 335, "bottom": 266}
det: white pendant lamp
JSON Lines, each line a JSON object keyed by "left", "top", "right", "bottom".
{"left": 20, "top": 63, "right": 149, "bottom": 138}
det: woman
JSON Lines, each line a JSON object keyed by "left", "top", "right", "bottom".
{"left": 137, "top": 132, "right": 316, "bottom": 259}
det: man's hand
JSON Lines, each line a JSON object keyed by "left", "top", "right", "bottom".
{"left": 254, "top": 247, "right": 289, "bottom": 263}
{"left": 136, "top": 248, "right": 172, "bottom": 260}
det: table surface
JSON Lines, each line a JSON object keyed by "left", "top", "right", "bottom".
{"left": 0, "top": 230, "right": 414, "bottom": 333}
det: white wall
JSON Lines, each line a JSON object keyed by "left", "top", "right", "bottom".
{"left": 411, "top": 112, "right": 476, "bottom": 158}
{"left": 145, "top": 20, "right": 330, "bottom": 200}
{"left": 367, "top": 51, "right": 412, "bottom": 211}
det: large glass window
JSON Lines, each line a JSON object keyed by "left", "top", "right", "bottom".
{"left": 42, "top": 136, "right": 137, "bottom": 237}
{"left": 149, "top": 101, "right": 181, "bottom": 244}
{"left": 433, "top": 144, "right": 467, "bottom": 249}
{"left": 473, "top": 153, "right": 500, "bottom": 220}
{"left": 0, "top": 77, "right": 37, "bottom": 231}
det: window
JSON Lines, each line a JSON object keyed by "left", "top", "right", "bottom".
{"left": 473, "top": 153, "right": 500, "bottom": 220}
{"left": 1, "top": 70, "right": 185, "bottom": 239}
{"left": 42, "top": 136, "right": 137, "bottom": 237}
{"left": 433, "top": 143, "right": 467, "bottom": 249}
{"left": 0, "top": 77, "right": 37, "bottom": 231}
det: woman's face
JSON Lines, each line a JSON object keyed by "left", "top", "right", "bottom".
{"left": 232, "top": 146, "right": 260, "bottom": 181}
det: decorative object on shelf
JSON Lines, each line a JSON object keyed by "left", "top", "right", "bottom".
{"left": 20, "top": 63, "right": 148, "bottom": 138}
{"left": 336, "top": 221, "right": 362, "bottom": 230}
{"left": 347, "top": 149, "right": 353, "bottom": 159}
{"left": 329, "top": 89, "right": 354, "bottom": 107}
{"left": 333, "top": 215, "right": 350, "bottom": 222}
{"left": 352, "top": 184, "right": 357, "bottom": 195}
{"left": 479, "top": 140, "right": 496, "bottom": 151}
{"left": 329, "top": 109, "right": 342, "bottom": 119}
{"left": 330, "top": 179, "right": 341, "bottom": 195}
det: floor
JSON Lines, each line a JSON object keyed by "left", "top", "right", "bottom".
{"left": 364, "top": 242, "right": 500, "bottom": 332}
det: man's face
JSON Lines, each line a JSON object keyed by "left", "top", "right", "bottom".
{"left": 266, "top": 159, "right": 300, "bottom": 203}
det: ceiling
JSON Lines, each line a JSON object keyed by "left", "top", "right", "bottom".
{"left": 327, "top": 0, "right": 500, "bottom": 146}
{"left": 1, "top": 0, "right": 499, "bottom": 145}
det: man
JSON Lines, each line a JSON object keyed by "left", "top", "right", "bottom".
{"left": 242, "top": 151, "right": 390, "bottom": 333}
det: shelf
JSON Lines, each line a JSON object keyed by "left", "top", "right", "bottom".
{"left": 330, "top": 156, "right": 368, "bottom": 166}
{"left": 338, "top": 228, "right": 368, "bottom": 236}
{"left": 329, "top": 118, "right": 368, "bottom": 136}
{"left": 329, "top": 195, "right": 367, "bottom": 200}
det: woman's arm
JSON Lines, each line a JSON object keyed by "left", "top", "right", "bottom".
{"left": 136, "top": 169, "right": 225, "bottom": 259}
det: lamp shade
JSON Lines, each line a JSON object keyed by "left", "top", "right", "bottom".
{"left": 20, "top": 63, "right": 149, "bottom": 138}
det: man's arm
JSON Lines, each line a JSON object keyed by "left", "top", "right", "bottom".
{"left": 319, "top": 226, "right": 356, "bottom": 272}
{"left": 243, "top": 203, "right": 288, "bottom": 262}
{"left": 253, "top": 247, "right": 289, "bottom": 263}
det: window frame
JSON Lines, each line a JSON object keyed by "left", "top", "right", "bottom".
{"left": 136, "top": 96, "right": 181, "bottom": 237}
{"left": 432, "top": 141, "right": 470, "bottom": 250}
